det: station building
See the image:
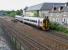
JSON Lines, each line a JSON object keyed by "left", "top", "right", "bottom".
{"left": 24, "top": 2, "right": 68, "bottom": 25}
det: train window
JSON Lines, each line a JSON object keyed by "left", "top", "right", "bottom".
{"left": 24, "top": 19, "right": 37, "bottom": 23}
{"left": 66, "top": 2, "right": 68, "bottom": 6}
{"left": 54, "top": 7, "right": 56, "bottom": 10}
{"left": 64, "top": 18, "right": 65, "bottom": 22}
{"left": 24, "top": 19, "right": 29, "bottom": 21}
{"left": 29, "top": 20, "right": 37, "bottom": 23}
{"left": 60, "top": 6, "right": 63, "bottom": 10}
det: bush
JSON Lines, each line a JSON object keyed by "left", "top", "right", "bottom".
{"left": 9, "top": 12, "right": 16, "bottom": 17}
{"left": 49, "top": 22, "right": 60, "bottom": 30}
{"left": 49, "top": 22, "right": 68, "bottom": 35}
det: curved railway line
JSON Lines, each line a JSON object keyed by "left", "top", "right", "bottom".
{"left": 0, "top": 18, "right": 68, "bottom": 50}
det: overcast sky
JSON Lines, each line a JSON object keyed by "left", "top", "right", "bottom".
{"left": 0, "top": 0, "right": 68, "bottom": 10}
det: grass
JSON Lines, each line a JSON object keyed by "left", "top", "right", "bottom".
{"left": 49, "top": 22, "right": 68, "bottom": 36}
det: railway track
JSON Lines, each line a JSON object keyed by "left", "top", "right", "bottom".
{"left": 0, "top": 18, "right": 68, "bottom": 50}
{"left": 0, "top": 19, "right": 50, "bottom": 50}
{"left": 10, "top": 20, "right": 68, "bottom": 43}
{"left": 47, "top": 30, "right": 68, "bottom": 40}
{"left": 11, "top": 19, "right": 68, "bottom": 40}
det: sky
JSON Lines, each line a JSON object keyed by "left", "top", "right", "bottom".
{"left": 0, "top": 0, "right": 68, "bottom": 10}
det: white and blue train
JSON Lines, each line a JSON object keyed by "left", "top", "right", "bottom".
{"left": 15, "top": 15, "right": 49, "bottom": 30}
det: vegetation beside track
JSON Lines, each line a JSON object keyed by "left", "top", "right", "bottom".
{"left": 0, "top": 9, "right": 23, "bottom": 18}
{"left": 49, "top": 22, "right": 68, "bottom": 36}
{"left": 6, "top": 9, "right": 23, "bottom": 18}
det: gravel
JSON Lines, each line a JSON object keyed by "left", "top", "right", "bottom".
{"left": 0, "top": 27, "right": 11, "bottom": 50}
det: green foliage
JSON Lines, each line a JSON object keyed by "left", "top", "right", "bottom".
{"left": 16, "top": 9, "right": 23, "bottom": 15}
{"left": 9, "top": 12, "right": 16, "bottom": 17}
{"left": 6, "top": 9, "right": 23, "bottom": 18}
{"left": 49, "top": 22, "right": 68, "bottom": 35}
{"left": 49, "top": 22, "right": 59, "bottom": 30}
{"left": 6, "top": 10, "right": 16, "bottom": 18}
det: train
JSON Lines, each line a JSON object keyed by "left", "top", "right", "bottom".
{"left": 15, "top": 15, "right": 49, "bottom": 30}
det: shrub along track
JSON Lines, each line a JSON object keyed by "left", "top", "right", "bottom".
{"left": 0, "top": 18, "right": 68, "bottom": 50}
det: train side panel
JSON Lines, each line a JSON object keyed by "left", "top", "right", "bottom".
{"left": 15, "top": 16, "right": 49, "bottom": 30}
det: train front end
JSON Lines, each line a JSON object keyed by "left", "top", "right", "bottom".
{"left": 41, "top": 16, "right": 49, "bottom": 30}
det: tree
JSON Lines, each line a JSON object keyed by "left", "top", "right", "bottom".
{"left": 16, "top": 9, "right": 23, "bottom": 15}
